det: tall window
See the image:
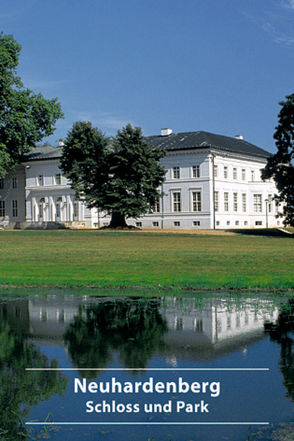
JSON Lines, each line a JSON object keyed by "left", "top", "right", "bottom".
{"left": 242, "top": 169, "right": 246, "bottom": 180}
{"left": 192, "top": 165, "right": 200, "bottom": 178}
{"left": 251, "top": 170, "right": 255, "bottom": 182}
{"left": 37, "top": 175, "right": 44, "bottom": 186}
{"left": 233, "top": 168, "right": 237, "bottom": 180}
{"left": 0, "top": 201, "right": 5, "bottom": 216}
{"left": 0, "top": 179, "right": 4, "bottom": 189}
{"left": 39, "top": 197, "right": 45, "bottom": 219}
{"left": 213, "top": 165, "right": 218, "bottom": 178}
{"left": 192, "top": 191, "right": 201, "bottom": 212}
{"left": 74, "top": 202, "right": 79, "bottom": 218}
{"left": 223, "top": 167, "right": 228, "bottom": 179}
{"left": 173, "top": 166, "right": 180, "bottom": 179}
{"left": 224, "top": 192, "right": 229, "bottom": 212}
{"left": 233, "top": 193, "right": 238, "bottom": 212}
{"left": 56, "top": 197, "right": 62, "bottom": 218}
{"left": 12, "top": 176, "right": 17, "bottom": 188}
{"left": 172, "top": 192, "right": 181, "bottom": 212}
{"left": 12, "top": 200, "right": 18, "bottom": 217}
{"left": 55, "top": 173, "right": 61, "bottom": 185}
{"left": 268, "top": 194, "right": 272, "bottom": 213}
{"left": 253, "top": 194, "right": 262, "bottom": 212}
{"left": 242, "top": 193, "right": 247, "bottom": 212}
{"left": 214, "top": 191, "right": 219, "bottom": 212}
{"left": 153, "top": 198, "right": 160, "bottom": 213}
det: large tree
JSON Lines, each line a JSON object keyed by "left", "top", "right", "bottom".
{"left": 61, "top": 122, "right": 166, "bottom": 227}
{"left": 0, "top": 32, "right": 63, "bottom": 178}
{"left": 262, "top": 94, "right": 294, "bottom": 226}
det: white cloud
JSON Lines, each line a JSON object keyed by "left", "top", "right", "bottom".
{"left": 262, "top": 21, "right": 294, "bottom": 46}
{"left": 282, "top": 0, "right": 294, "bottom": 10}
{"left": 69, "top": 111, "right": 136, "bottom": 134}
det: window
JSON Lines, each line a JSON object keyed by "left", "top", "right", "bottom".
{"left": 214, "top": 191, "right": 219, "bottom": 212}
{"left": 152, "top": 221, "right": 159, "bottom": 227}
{"left": 0, "top": 179, "right": 4, "bottom": 189}
{"left": 227, "top": 316, "right": 231, "bottom": 330}
{"left": 213, "top": 165, "right": 218, "bottom": 177}
{"left": 267, "top": 194, "right": 272, "bottom": 213}
{"left": 56, "top": 197, "right": 62, "bottom": 218}
{"left": 152, "top": 198, "right": 160, "bottom": 213}
{"left": 224, "top": 166, "right": 228, "bottom": 179}
{"left": 55, "top": 174, "right": 61, "bottom": 185}
{"left": 255, "top": 221, "right": 262, "bottom": 226}
{"left": 224, "top": 192, "right": 229, "bottom": 212}
{"left": 251, "top": 170, "right": 255, "bottom": 181}
{"left": 233, "top": 168, "right": 237, "bottom": 180}
{"left": 193, "top": 221, "right": 200, "bottom": 227}
{"left": 12, "top": 200, "right": 18, "bottom": 217}
{"left": 37, "top": 175, "right": 44, "bottom": 186}
{"left": 39, "top": 197, "right": 45, "bottom": 219}
{"left": 172, "top": 192, "right": 181, "bottom": 212}
{"left": 175, "top": 317, "right": 183, "bottom": 331}
{"left": 12, "top": 176, "right": 17, "bottom": 188}
{"left": 0, "top": 201, "right": 5, "bottom": 216}
{"left": 192, "top": 165, "right": 200, "bottom": 178}
{"left": 194, "top": 319, "right": 203, "bottom": 332}
{"left": 74, "top": 202, "right": 79, "bottom": 218}
{"left": 235, "top": 220, "right": 239, "bottom": 226}
{"left": 192, "top": 191, "right": 201, "bottom": 212}
{"left": 233, "top": 193, "right": 238, "bottom": 212}
{"left": 173, "top": 166, "right": 180, "bottom": 179}
{"left": 253, "top": 194, "right": 262, "bottom": 212}
{"left": 244, "top": 221, "right": 248, "bottom": 226}
{"left": 136, "top": 222, "right": 142, "bottom": 227}
{"left": 216, "top": 221, "right": 220, "bottom": 226}
{"left": 226, "top": 221, "right": 230, "bottom": 226}
{"left": 174, "top": 221, "right": 180, "bottom": 227}
{"left": 242, "top": 193, "right": 247, "bottom": 212}
{"left": 242, "top": 169, "right": 246, "bottom": 180}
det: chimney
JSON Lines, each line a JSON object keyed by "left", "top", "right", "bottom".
{"left": 161, "top": 128, "right": 173, "bottom": 136}
{"left": 58, "top": 139, "right": 65, "bottom": 147}
{"left": 235, "top": 135, "right": 243, "bottom": 140}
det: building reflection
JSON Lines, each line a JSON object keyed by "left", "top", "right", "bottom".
{"left": 0, "top": 295, "right": 280, "bottom": 362}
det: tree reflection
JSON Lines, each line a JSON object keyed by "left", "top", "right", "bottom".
{"left": 64, "top": 298, "right": 168, "bottom": 377}
{"left": 0, "top": 318, "right": 67, "bottom": 440}
{"left": 265, "top": 299, "right": 294, "bottom": 401}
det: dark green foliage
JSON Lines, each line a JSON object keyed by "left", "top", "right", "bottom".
{"left": 64, "top": 298, "right": 168, "bottom": 378}
{"left": 262, "top": 94, "right": 294, "bottom": 226}
{"left": 0, "top": 308, "right": 67, "bottom": 440}
{"left": 265, "top": 299, "right": 294, "bottom": 402}
{"left": 0, "top": 32, "right": 63, "bottom": 178}
{"left": 61, "top": 122, "right": 166, "bottom": 227}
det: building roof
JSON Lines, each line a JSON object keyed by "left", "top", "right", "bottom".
{"left": 146, "top": 131, "right": 271, "bottom": 158}
{"left": 24, "top": 130, "right": 271, "bottom": 161}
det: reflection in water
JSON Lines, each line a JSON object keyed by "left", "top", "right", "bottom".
{"left": 0, "top": 294, "right": 293, "bottom": 441}
{"left": 0, "top": 304, "right": 67, "bottom": 440}
{"left": 64, "top": 298, "right": 168, "bottom": 377}
{"left": 265, "top": 299, "right": 294, "bottom": 402}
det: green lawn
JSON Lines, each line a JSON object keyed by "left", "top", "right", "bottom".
{"left": 0, "top": 230, "right": 293, "bottom": 291}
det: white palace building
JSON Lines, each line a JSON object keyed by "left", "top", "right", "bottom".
{"left": 0, "top": 128, "right": 282, "bottom": 230}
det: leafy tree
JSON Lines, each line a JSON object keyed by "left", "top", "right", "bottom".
{"left": 61, "top": 122, "right": 166, "bottom": 227}
{"left": 0, "top": 32, "right": 63, "bottom": 178}
{"left": 262, "top": 94, "right": 294, "bottom": 226}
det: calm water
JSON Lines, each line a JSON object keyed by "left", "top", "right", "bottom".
{"left": 0, "top": 293, "right": 293, "bottom": 441}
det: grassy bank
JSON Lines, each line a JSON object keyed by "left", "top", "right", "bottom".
{"left": 0, "top": 230, "right": 293, "bottom": 291}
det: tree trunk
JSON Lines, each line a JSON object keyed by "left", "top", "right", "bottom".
{"left": 109, "top": 212, "right": 128, "bottom": 228}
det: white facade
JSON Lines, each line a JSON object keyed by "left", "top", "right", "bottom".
{"left": 0, "top": 131, "right": 282, "bottom": 229}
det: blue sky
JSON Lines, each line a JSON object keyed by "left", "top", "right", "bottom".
{"left": 1, "top": 0, "right": 294, "bottom": 152}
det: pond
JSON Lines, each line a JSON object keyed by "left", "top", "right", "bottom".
{"left": 0, "top": 292, "right": 293, "bottom": 441}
